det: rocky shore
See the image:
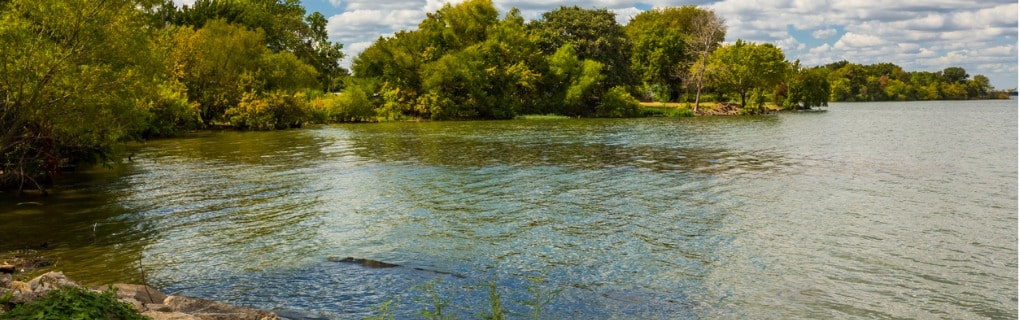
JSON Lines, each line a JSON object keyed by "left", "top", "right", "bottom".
{"left": 0, "top": 271, "right": 279, "bottom": 320}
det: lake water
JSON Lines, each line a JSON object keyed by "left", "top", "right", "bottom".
{"left": 1, "top": 100, "right": 1016, "bottom": 319}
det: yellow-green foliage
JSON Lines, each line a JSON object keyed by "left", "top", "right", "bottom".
{"left": 225, "top": 92, "right": 307, "bottom": 130}
{"left": 306, "top": 87, "right": 376, "bottom": 123}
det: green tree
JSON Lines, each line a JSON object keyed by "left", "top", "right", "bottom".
{"left": 967, "top": 74, "right": 992, "bottom": 98}
{"left": 702, "top": 40, "right": 788, "bottom": 111}
{"left": 785, "top": 65, "right": 830, "bottom": 109}
{"left": 163, "top": 0, "right": 346, "bottom": 91}
{"left": 529, "top": 6, "right": 634, "bottom": 90}
{"left": 546, "top": 45, "right": 605, "bottom": 116}
{"left": 942, "top": 67, "right": 968, "bottom": 83}
{"left": 625, "top": 6, "right": 724, "bottom": 105}
{"left": 0, "top": 0, "right": 157, "bottom": 192}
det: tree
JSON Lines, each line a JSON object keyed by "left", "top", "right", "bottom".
{"left": 162, "top": 0, "right": 346, "bottom": 91}
{"left": 529, "top": 6, "right": 634, "bottom": 90}
{"left": 968, "top": 74, "right": 992, "bottom": 98}
{"left": 625, "top": 6, "right": 725, "bottom": 105}
{"left": 1, "top": 0, "right": 157, "bottom": 192}
{"left": 686, "top": 9, "right": 726, "bottom": 112}
{"left": 546, "top": 45, "right": 605, "bottom": 116}
{"left": 942, "top": 67, "right": 968, "bottom": 83}
{"left": 702, "top": 40, "right": 788, "bottom": 110}
{"left": 785, "top": 65, "right": 830, "bottom": 109}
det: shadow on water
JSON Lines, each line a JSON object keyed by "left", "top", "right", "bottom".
{"left": 0, "top": 165, "right": 155, "bottom": 284}
{"left": 341, "top": 117, "right": 791, "bottom": 176}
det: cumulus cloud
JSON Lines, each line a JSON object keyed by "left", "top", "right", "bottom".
{"left": 811, "top": 28, "right": 837, "bottom": 39}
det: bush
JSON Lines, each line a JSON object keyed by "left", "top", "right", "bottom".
{"left": 306, "top": 87, "right": 377, "bottom": 123}
{"left": 596, "top": 86, "right": 640, "bottom": 118}
{"left": 224, "top": 91, "right": 308, "bottom": 130}
{"left": 145, "top": 81, "right": 202, "bottom": 137}
{"left": 0, "top": 286, "right": 146, "bottom": 320}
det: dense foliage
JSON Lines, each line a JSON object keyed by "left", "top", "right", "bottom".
{"left": 0, "top": 0, "right": 1009, "bottom": 192}
{"left": 0, "top": 286, "right": 146, "bottom": 319}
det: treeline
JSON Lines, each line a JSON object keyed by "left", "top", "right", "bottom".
{"left": 820, "top": 62, "right": 1004, "bottom": 101}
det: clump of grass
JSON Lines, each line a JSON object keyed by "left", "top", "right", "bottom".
{"left": 363, "top": 275, "right": 563, "bottom": 320}
{"left": 364, "top": 298, "right": 398, "bottom": 320}
{"left": 0, "top": 285, "right": 146, "bottom": 320}
{"left": 514, "top": 114, "right": 572, "bottom": 120}
{"left": 414, "top": 279, "right": 453, "bottom": 320}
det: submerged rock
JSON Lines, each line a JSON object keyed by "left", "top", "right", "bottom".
{"left": 327, "top": 256, "right": 399, "bottom": 268}
{"left": 327, "top": 256, "right": 466, "bottom": 278}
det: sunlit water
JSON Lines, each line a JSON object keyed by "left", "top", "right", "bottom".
{"left": 1, "top": 101, "right": 1016, "bottom": 319}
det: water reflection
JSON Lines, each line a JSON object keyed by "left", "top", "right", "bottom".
{"left": 0, "top": 166, "right": 155, "bottom": 285}
{"left": 340, "top": 118, "right": 792, "bottom": 176}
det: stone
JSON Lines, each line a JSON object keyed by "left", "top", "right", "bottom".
{"left": 108, "top": 283, "right": 168, "bottom": 305}
{"left": 147, "top": 303, "right": 174, "bottom": 312}
{"left": 143, "top": 311, "right": 198, "bottom": 320}
{"left": 0, "top": 273, "right": 10, "bottom": 288}
{"left": 163, "top": 295, "right": 280, "bottom": 320}
{"left": 327, "top": 256, "right": 399, "bottom": 268}
{"left": 10, "top": 280, "right": 30, "bottom": 294}
{"left": 27, "top": 271, "right": 76, "bottom": 294}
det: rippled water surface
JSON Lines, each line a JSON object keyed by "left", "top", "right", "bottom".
{"left": 1, "top": 101, "right": 1016, "bottom": 319}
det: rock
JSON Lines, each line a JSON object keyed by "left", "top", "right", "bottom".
{"left": 163, "top": 295, "right": 280, "bottom": 320}
{"left": 108, "top": 283, "right": 168, "bottom": 305}
{"left": 27, "top": 271, "right": 76, "bottom": 294}
{"left": 10, "top": 280, "right": 31, "bottom": 294}
{"left": 143, "top": 311, "right": 199, "bottom": 320}
{"left": 0, "top": 263, "right": 15, "bottom": 274}
{"left": 0, "top": 273, "right": 10, "bottom": 288}
{"left": 8, "top": 281, "right": 36, "bottom": 304}
{"left": 147, "top": 303, "right": 175, "bottom": 312}
{"left": 327, "top": 256, "right": 399, "bottom": 268}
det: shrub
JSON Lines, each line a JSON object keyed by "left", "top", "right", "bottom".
{"left": 0, "top": 286, "right": 146, "bottom": 320}
{"left": 596, "top": 86, "right": 640, "bottom": 118}
{"left": 224, "top": 91, "right": 307, "bottom": 130}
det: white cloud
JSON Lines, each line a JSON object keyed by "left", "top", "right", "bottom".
{"left": 833, "top": 32, "right": 884, "bottom": 49}
{"left": 811, "top": 28, "right": 837, "bottom": 39}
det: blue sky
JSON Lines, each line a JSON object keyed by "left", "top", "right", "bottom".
{"left": 182, "top": 0, "right": 1020, "bottom": 89}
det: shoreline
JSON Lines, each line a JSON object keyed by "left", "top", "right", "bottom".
{"left": 1, "top": 270, "right": 280, "bottom": 320}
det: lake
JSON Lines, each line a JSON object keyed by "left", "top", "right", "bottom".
{"left": 1, "top": 100, "right": 1016, "bottom": 319}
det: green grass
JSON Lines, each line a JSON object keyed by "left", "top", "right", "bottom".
{"left": 638, "top": 103, "right": 694, "bottom": 117}
{"left": 514, "top": 114, "right": 572, "bottom": 120}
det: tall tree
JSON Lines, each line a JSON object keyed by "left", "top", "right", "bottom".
{"left": 529, "top": 6, "right": 634, "bottom": 90}
{"left": 626, "top": 6, "right": 724, "bottom": 105}
{"left": 686, "top": 9, "right": 726, "bottom": 112}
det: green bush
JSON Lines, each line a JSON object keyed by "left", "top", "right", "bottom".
{"left": 306, "top": 87, "right": 377, "bottom": 123}
{"left": 1, "top": 286, "right": 146, "bottom": 320}
{"left": 224, "top": 92, "right": 308, "bottom": 130}
{"left": 596, "top": 86, "right": 640, "bottom": 118}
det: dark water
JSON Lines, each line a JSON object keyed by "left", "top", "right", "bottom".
{"left": 1, "top": 100, "right": 1016, "bottom": 319}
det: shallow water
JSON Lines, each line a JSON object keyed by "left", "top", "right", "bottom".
{"left": 1, "top": 100, "right": 1016, "bottom": 319}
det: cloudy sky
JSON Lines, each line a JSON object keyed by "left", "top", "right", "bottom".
{"left": 178, "top": 0, "right": 1019, "bottom": 89}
